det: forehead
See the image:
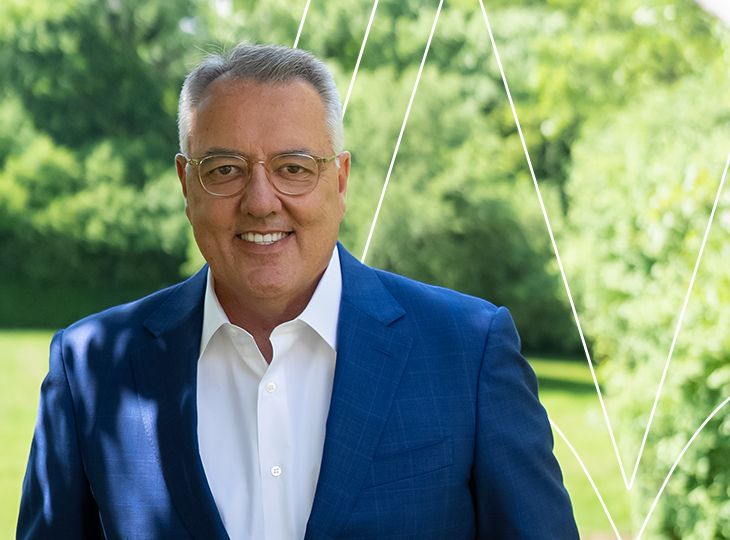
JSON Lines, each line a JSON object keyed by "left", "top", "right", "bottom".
{"left": 189, "top": 77, "right": 330, "bottom": 155}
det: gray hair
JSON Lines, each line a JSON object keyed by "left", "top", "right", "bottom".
{"left": 177, "top": 43, "right": 344, "bottom": 155}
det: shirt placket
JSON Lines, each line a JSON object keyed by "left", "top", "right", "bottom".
{"left": 257, "top": 329, "right": 295, "bottom": 540}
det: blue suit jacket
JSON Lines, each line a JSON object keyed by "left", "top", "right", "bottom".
{"left": 18, "top": 244, "right": 578, "bottom": 539}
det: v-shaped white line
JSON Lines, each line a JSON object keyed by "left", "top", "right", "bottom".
{"left": 360, "top": 0, "right": 445, "bottom": 263}
{"left": 292, "top": 0, "right": 312, "bottom": 49}
{"left": 342, "top": 0, "right": 380, "bottom": 118}
{"left": 551, "top": 397, "right": 730, "bottom": 539}
{"left": 293, "top": 0, "right": 730, "bottom": 537}
{"left": 477, "top": 0, "right": 730, "bottom": 537}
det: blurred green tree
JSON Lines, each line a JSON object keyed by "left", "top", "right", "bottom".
{"left": 0, "top": 0, "right": 583, "bottom": 351}
{"left": 0, "top": 0, "right": 205, "bottom": 325}
{"left": 563, "top": 63, "right": 730, "bottom": 538}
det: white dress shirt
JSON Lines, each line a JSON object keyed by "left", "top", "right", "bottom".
{"left": 197, "top": 248, "right": 341, "bottom": 540}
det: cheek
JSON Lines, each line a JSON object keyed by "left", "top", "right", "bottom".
{"left": 337, "top": 192, "right": 347, "bottom": 217}
{"left": 188, "top": 197, "right": 236, "bottom": 229}
{"left": 188, "top": 205, "right": 211, "bottom": 233}
{"left": 299, "top": 203, "right": 342, "bottom": 234}
{"left": 184, "top": 202, "right": 192, "bottom": 223}
{"left": 307, "top": 184, "right": 347, "bottom": 228}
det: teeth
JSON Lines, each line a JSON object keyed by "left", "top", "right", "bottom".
{"left": 239, "top": 232, "right": 289, "bottom": 245}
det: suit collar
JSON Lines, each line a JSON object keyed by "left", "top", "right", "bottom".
{"left": 143, "top": 244, "right": 396, "bottom": 340}
{"left": 336, "top": 242, "right": 405, "bottom": 325}
{"left": 142, "top": 265, "right": 208, "bottom": 337}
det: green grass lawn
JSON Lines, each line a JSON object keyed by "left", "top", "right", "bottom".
{"left": 1, "top": 331, "right": 630, "bottom": 538}
{"left": 530, "top": 356, "right": 633, "bottom": 538}
{"left": 1, "top": 330, "right": 53, "bottom": 537}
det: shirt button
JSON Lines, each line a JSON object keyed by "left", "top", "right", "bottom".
{"left": 265, "top": 382, "right": 277, "bottom": 393}
{"left": 271, "top": 465, "right": 282, "bottom": 477}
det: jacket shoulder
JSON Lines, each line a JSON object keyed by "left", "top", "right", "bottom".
{"left": 59, "top": 268, "right": 206, "bottom": 355}
{"left": 63, "top": 282, "right": 178, "bottom": 337}
{"left": 372, "top": 267, "right": 500, "bottom": 322}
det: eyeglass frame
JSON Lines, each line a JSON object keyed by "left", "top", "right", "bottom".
{"left": 177, "top": 150, "right": 342, "bottom": 197}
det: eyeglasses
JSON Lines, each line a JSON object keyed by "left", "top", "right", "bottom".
{"left": 179, "top": 151, "right": 340, "bottom": 197}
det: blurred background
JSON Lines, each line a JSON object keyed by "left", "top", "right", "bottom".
{"left": 1, "top": 0, "right": 729, "bottom": 538}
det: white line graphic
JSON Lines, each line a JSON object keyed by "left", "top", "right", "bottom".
{"left": 552, "top": 395, "right": 730, "bottom": 539}
{"left": 349, "top": 0, "right": 730, "bottom": 534}
{"left": 293, "top": 0, "right": 312, "bottom": 49}
{"left": 342, "top": 0, "right": 380, "bottom": 117}
{"left": 631, "top": 146, "right": 730, "bottom": 487}
{"left": 478, "top": 0, "right": 730, "bottom": 490}
{"left": 550, "top": 419, "right": 622, "bottom": 540}
{"left": 292, "top": 0, "right": 378, "bottom": 119}
{"left": 477, "top": 0, "right": 625, "bottom": 486}
{"left": 317, "top": 0, "right": 730, "bottom": 534}
{"left": 635, "top": 395, "right": 730, "bottom": 539}
{"left": 360, "top": 0, "right": 444, "bottom": 263}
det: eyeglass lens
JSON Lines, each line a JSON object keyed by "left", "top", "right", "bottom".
{"left": 199, "top": 154, "right": 320, "bottom": 196}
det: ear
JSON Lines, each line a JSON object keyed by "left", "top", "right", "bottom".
{"left": 336, "top": 151, "right": 351, "bottom": 210}
{"left": 175, "top": 153, "right": 190, "bottom": 212}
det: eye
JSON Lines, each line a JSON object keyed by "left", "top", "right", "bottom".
{"left": 281, "top": 164, "right": 306, "bottom": 175}
{"left": 272, "top": 155, "right": 317, "bottom": 179}
{"left": 214, "top": 165, "right": 237, "bottom": 176}
{"left": 199, "top": 156, "right": 248, "bottom": 184}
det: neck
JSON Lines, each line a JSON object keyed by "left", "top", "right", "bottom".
{"left": 214, "top": 278, "right": 321, "bottom": 364}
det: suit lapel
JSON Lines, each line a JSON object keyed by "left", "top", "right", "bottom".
{"left": 131, "top": 267, "right": 229, "bottom": 540}
{"left": 305, "top": 246, "right": 412, "bottom": 539}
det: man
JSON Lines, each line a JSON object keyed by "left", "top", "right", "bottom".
{"left": 18, "top": 43, "right": 579, "bottom": 539}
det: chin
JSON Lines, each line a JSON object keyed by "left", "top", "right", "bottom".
{"left": 246, "top": 284, "right": 288, "bottom": 299}
{"left": 241, "top": 275, "right": 292, "bottom": 299}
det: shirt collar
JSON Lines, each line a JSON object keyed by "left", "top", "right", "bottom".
{"left": 199, "top": 247, "right": 342, "bottom": 356}
{"left": 298, "top": 247, "right": 341, "bottom": 351}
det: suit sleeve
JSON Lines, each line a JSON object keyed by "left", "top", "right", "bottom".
{"left": 472, "top": 307, "right": 579, "bottom": 539}
{"left": 17, "top": 330, "right": 103, "bottom": 539}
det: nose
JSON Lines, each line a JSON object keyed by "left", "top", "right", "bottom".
{"left": 240, "top": 162, "right": 281, "bottom": 217}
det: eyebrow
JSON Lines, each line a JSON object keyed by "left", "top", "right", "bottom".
{"left": 200, "top": 146, "right": 318, "bottom": 157}
{"left": 201, "top": 146, "right": 241, "bottom": 157}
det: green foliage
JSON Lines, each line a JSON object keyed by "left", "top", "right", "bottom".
{"left": 0, "top": 0, "right": 193, "bottom": 156}
{"left": 168, "top": 0, "right": 578, "bottom": 352}
{"left": 0, "top": 96, "right": 37, "bottom": 167}
{"left": 562, "top": 64, "right": 730, "bottom": 538}
{"left": 2, "top": 0, "right": 722, "bottom": 347}
{"left": 344, "top": 62, "right": 573, "bottom": 351}
{"left": 530, "top": 0, "right": 724, "bottom": 203}
{"left": 329, "top": 3, "right": 579, "bottom": 352}
{"left": 1, "top": 0, "right": 729, "bottom": 535}
{"left": 0, "top": 130, "right": 186, "bottom": 292}
{"left": 0, "top": 0, "right": 203, "bottom": 325}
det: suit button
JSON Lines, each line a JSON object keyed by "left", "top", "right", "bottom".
{"left": 271, "top": 465, "right": 282, "bottom": 477}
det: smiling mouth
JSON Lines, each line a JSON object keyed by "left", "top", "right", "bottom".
{"left": 237, "top": 231, "right": 291, "bottom": 245}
